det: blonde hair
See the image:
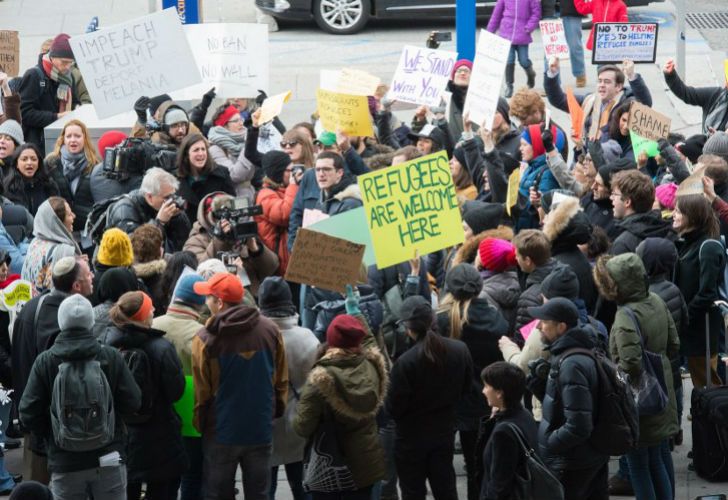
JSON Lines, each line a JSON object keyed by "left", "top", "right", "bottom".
{"left": 438, "top": 293, "right": 473, "bottom": 339}
{"left": 51, "top": 119, "right": 101, "bottom": 172}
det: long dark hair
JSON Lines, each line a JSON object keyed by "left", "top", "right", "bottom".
{"left": 159, "top": 251, "right": 198, "bottom": 309}
{"left": 405, "top": 316, "right": 447, "bottom": 370}
{"left": 676, "top": 194, "right": 720, "bottom": 239}
{"left": 608, "top": 100, "right": 632, "bottom": 140}
{"left": 176, "top": 133, "right": 214, "bottom": 178}
{"left": 6, "top": 143, "right": 54, "bottom": 189}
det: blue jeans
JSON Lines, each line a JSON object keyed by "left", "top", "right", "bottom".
{"left": 562, "top": 16, "right": 586, "bottom": 78}
{"left": 270, "top": 462, "right": 309, "bottom": 500}
{"left": 507, "top": 45, "right": 532, "bottom": 68}
{"left": 625, "top": 439, "right": 673, "bottom": 500}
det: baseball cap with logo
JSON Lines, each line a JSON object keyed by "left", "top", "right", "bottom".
{"left": 193, "top": 272, "right": 244, "bottom": 303}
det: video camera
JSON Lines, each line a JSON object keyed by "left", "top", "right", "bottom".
{"left": 102, "top": 138, "right": 178, "bottom": 181}
{"left": 211, "top": 197, "right": 263, "bottom": 242}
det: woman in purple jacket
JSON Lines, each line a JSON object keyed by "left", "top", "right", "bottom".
{"left": 486, "top": 0, "right": 542, "bottom": 98}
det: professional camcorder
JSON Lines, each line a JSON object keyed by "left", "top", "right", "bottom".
{"left": 102, "top": 138, "right": 177, "bottom": 181}
{"left": 212, "top": 197, "right": 263, "bottom": 242}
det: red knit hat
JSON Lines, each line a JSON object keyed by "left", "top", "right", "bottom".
{"left": 214, "top": 105, "right": 240, "bottom": 127}
{"left": 97, "top": 131, "right": 127, "bottom": 160}
{"left": 326, "top": 315, "right": 366, "bottom": 349}
{"left": 49, "top": 33, "right": 74, "bottom": 60}
{"left": 478, "top": 238, "right": 517, "bottom": 272}
{"left": 451, "top": 59, "right": 473, "bottom": 80}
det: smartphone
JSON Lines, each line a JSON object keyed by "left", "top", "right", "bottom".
{"left": 431, "top": 31, "right": 452, "bottom": 42}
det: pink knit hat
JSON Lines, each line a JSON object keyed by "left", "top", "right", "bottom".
{"left": 478, "top": 238, "right": 517, "bottom": 272}
{"left": 655, "top": 183, "right": 678, "bottom": 210}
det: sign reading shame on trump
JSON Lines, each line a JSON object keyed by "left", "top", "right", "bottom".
{"left": 358, "top": 151, "right": 464, "bottom": 269}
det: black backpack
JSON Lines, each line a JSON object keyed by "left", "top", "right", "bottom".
{"left": 558, "top": 347, "right": 639, "bottom": 456}
{"left": 84, "top": 194, "right": 138, "bottom": 245}
{"left": 119, "top": 346, "right": 155, "bottom": 424}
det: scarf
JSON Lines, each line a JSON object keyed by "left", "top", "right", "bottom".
{"left": 582, "top": 89, "right": 624, "bottom": 141}
{"left": 41, "top": 54, "right": 73, "bottom": 113}
{"left": 60, "top": 145, "right": 88, "bottom": 192}
{"left": 208, "top": 126, "right": 246, "bottom": 157}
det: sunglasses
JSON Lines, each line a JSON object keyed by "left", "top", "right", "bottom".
{"left": 280, "top": 141, "right": 299, "bottom": 148}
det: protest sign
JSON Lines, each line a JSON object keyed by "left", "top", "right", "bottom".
{"left": 566, "top": 87, "right": 584, "bottom": 142}
{"left": 676, "top": 167, "right": 705, "bottom": 198}
{"left": 505, "top": 169, "right": 521, "bottom": 216}
{"left": 389, "top": 45, "right": 458, "bottom": 107}
{"left": 258, "top": 91, "right": 291, "bottom": 124}
{"left": 285, "top": 229, "right": 365, "bottom": 293}
{"left": 302, "top": 208, "right": 329, "bottom": 228}
{"left": 70, "top": 8, "right": 201, "bottom": 119}
{"left": 316, "top": 89, "right": 374, "bottom": 137}
{"left": 320, "top": 68, "right": 381, "bottom": 96}
{"left": 540, "top": 20, "right": 569, "bottom": 60}
{"left": 308, "top": 207, "right": 376, "bottom": 266}
{"left": 592, "top": 23, "right": 658, "bottom": 64}
{"left": 173, "top": 376, "right": 201, "bottom": 438}
{"left": 0, "top": 31, "right": 19, "bottom": 77}
{"left": 724, "top": 60, "right": 728, "bottom": 84}
{"left": 520, "top": 319, "right": 539, "bottom": 341}
{"left": 464, "top": 30, "right": 511, "bottom": 129}
{"left": 358, "top": 151, "right": 464, "bottom": 269}
{"left": 628, "top": 101, "right": 670, "bottom": 160}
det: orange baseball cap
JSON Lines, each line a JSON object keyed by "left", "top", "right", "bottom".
{"left": 193, "top": 273, "right": 244, "bottom": 303}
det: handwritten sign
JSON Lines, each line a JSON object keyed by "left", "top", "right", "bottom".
{"left": 389, "top": 45, "right": 458, "bottom": 107}
{"left": 258, "top": 90, "right": 291, "bottom": 124}
{"left": 308, "top": 207, "right": 376, "bottom": 266}
{"left": 505, "top": 168, "right": 521, "bottom": 216}
{"left": 464, "top": 30, "right": 511, "bottom": 128}
{"left": 592, "top": 23, "right": 658, "bottom": 64}
{"left": 628, "top": 101, "right": 670, "bottom": 160}
{"left": 540, "top": 20, "right": 569, "bottom": 60}
{"left": 358, "top": 151, "right": 464, "bottom": 269}
{"left": 285, "top": 229, "right": 365, "bottom": 293}
{"left": 70, "top": 8, "right": 201, "bottom": 119}
{"left": 0, "top": 31, "right": 19, "bottom": 77}
{"left": 566, "top": 87, "right": 584, "bottom": 142}
{"left": 320, "top": 68, "right": 381, "bottom": 96}
{"left": 316, "top": 89, "right": 374, "bottom": 137}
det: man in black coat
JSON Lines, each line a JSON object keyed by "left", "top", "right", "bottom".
{"left": 314, "top": 151, "right": 363, "bottom": 216}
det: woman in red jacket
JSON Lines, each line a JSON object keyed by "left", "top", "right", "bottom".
{"left": 574, "top": 0, "right": 628, "bottom": 51}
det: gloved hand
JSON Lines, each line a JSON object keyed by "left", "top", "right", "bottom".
{"left": 202, "top": 87, "right": 216, "bottom": 108}
{"left": 255, "top": 89, "right": 268, "bottom": 107}
{"left": 345, "top": 284, "right": 361, "bottom": 316}
{"left": 657, "top": 137, "right": 671, "bottom": 154}
{"left": 134, "top": 96, "right": 150, "bottom": 124}
{"left": 541, "top": 127, "right": 555, "bottom": 153}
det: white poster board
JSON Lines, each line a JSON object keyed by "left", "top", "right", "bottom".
{"left": 388, "top": 45, "right": 458, "bottom": 107}
{"left": 592, "top": 23, "right": 658, "bottom": 64}
{"left": 539, "top": 19, "right": 570, "bottom": 60}
{"left": 463, "top": 30, "right": 511, "bottom": 129}
{"left": 69, "top": 8, "right": 201, "bottom": 119}
{"left": 319, "top": 68, "right": 381, "bottom": 96}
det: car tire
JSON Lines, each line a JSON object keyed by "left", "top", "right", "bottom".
{"left": 313, "top": 0, "right": 370, "bottom": 34}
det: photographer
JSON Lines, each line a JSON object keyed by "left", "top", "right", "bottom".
{"left": 184, "top": 192, "right": 278, "bottom": 297}
{"left": 89, "top": 131, "right": 138, "bottom": 203}
{"left": 106, "top": 167, "right": 191, "bottom": 253}
{"left": 131, "top": 98, "right": 200, "bottom": 148}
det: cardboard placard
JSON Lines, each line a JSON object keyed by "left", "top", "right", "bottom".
{"left": 539, "top": 20, "right": 570, "bottom": 60}
{"left": 320, "top": 68, "right": 381, "bottom": 97}
{"left": 592, "top": 23, "right": 658, "bottom": 64}
{"left": 70, "top": 8, "right": 201, "bottom": 119}
{"left": 307, "top": 207, "right": 376, "bottom": 266}
{"left": 257, "top": 90, "right": 291, "bottom": 124}
{"left": 285, "top": 229, "right": 365, "bottom": 293}
{"left": 316, "top": 89, "right": 374, "bottom": 137}
{"left": 389, "top": 45, "right": 458, "bottom": 107}
{"left": 676, "top": 167, "right": 705, "bottom": 197}
{"left": 358, "top": 151, "right": 464, "bottom": 269}
{"left": 566, "top": 87, "right": 584, "bottom": 142}
{"left": 628, "top": 101, "right": 670, "bottom": 160}
{"left": 0, "top": 31, "right": 19, "bottom": 77}
{"left": 464, "top": 29, "right": 511, "bottom": 129}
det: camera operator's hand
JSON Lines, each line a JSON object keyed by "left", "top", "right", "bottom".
{"left": 134, "top": 96, "right": 150, "bottom": 124}
{"left": 219, "top": 218, "right": 232, "bottom": 235}
{"left": 291, "top": 168, "right": 304, "bottom": 186}
{"left": 202, "top": 87, "right": 216, "bottom": 108}
{"left": 246, "top": 237, "right": 260, "bottom": 253}
{"left": 156, "top": 198, "right": 180, "bottom": 225}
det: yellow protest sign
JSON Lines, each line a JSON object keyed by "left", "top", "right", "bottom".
{"left": 358, "top": 151, "right": 464, "bottom": 269}
{"left": 0, "top": 280, "right": 31, "bottom": 307}
{"left": 337, "top": 68, "right": 381, "bottom": 96}
{"left": 505, "top": 168, "right": 521, "bottom": 216}
{"left": 258, "top": 90, "right": 291, "bottom": 124}
{"left": 316, "top": 88, "right": 374, "bottom": 137}
{"left": 724, "top": 59, "right": 728, "bottom": 84}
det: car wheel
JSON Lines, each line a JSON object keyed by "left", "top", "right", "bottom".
{"left": 313, "top": 0, "right": 370, "bottom": 34}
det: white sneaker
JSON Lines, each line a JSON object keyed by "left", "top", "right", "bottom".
{"left": 256, "top": 8, "right": 279, "bottom": 32}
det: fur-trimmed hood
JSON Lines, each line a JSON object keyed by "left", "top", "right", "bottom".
{"left": 307, "top": 347, "right": 388, "bottom": 421}
{"left": 543, "top": 197, "right": 591, "bottom": 250}
{"left": 132, "top": 258, "right": 167, "bottom": 279}
{"left": 333, "top": 183, "right": 362, "bottom": 202}
{"left": 452, "top": 225, "right": 514, "bottom": 267}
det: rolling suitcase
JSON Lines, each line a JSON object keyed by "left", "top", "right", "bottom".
{"left": 690, "top": 305, "right": 728, "bottom": 481}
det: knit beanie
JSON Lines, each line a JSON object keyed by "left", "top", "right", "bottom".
{"left": 97, "top": 228, "right": 134, "bottom": 267}
{"left": 164, "top": 108, "right": 188, "bottom": 126}
{"left": 521, "top": 124, "right": 565, "bottom": 158}
{"left": 597, "top": 157, "right": 637, "bottom": 190}
{"left": 326, "top": 314, "right": 366, "bottom": 349}
{"left": 462, "top": 201, "right": 503, "bottom": 234}
{"left": 451, "top": 59, "right": 473, "bottom": 80}
{"left": 149, "top": 94, "right": 172, "bottom": 116}
{"left": 478, "top": 238, "right": 517, "bottom": 273}
{"left": 58, "top": 294, "right": 94, "bottom": 331}
{"left": 496, "top": 97, "right": 510, "bottom": 124}
{"left": 0, "top": 119, "right": 24, "bottom": 146}
{"left": 262, "top": 150, "right": 291, "bottom": 184}
{"left": 655, "top": 183, "right": 678, "bottom": 210}
{"left": 258, "top": 276, "right": 295, "bottom": 316}
{"left": 702, "top": 131, "right": 728, "bottom": 162}
{"left": 452, "top": 146, "right": 468, "bottom": 169}
{"left": 600, "top": 140, "right": 623, "bottom": 165}
{"left": 677, "top": 134, "right": 707, "bottom": 164}
{"left": 97, "top": 131, "right": 127, "bottom": 161}
{"left": 173, "top": 274, "right": 206, "bottom": 306}
{"left": 98, "top": 267, "right": 139, "bottom": 303}
{"left": 541, "top": 266, "right": 580, "bottom": 300}
{"left": 446, "top": 263, "right": 483, "bottom": 300}
{"left": 49, "top": 33, "right": 74, "bottom": 59}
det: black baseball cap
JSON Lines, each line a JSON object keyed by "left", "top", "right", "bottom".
{"left": 399, "top": 296, "right": 433, "bottom": 323}
{"left": 527, "top": 297, "right": 579, "bottom": 328}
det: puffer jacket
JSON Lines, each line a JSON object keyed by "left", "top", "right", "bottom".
{"left": 89, "top": 163, "right": 144, "bottom": 205}
{"left": 293, "top": 344, "right": 388, "bottom": 489}
{"left": 573, "top": 0, "right": 628, "bottom": 50}
{"left": 45, "top": 154, "right": 94, "bottom": 233}
{"left": 515, "top": 259, "right": 561, "bottom": 330}
{"left": 580, "top": 192, "right": 621, "bottom": 240}
{"left": 611, "top": 210, "right": 676, "bottom": 255}
{"left": 311, "top": 284, "right": 385, "bottom": 342}
{"left": 538, "top": 326, "right": 608, "bottom": 472}
{"left": 316, "top": 175, "right": 363, "bottom": 216}
{"left": 637, "top": 237, "right": 687, "bottom": 334}
{"left": 517, "top": 155, "right": 560, "bottom": 230}
{"left": 595, "top": 253, "right": 680, "bottom": 445}
{"left": 480, "top": 270, "right": 520, "bottom": 332}
{"left": 486, "top": 0, "right": 541, "bottom": 45}
{"left": 664, "top": 72, "right": 728, "bottom": 135}
{"left": 255, "top": 180, "right": 298, "bottom": 275}
{"left": 100, "top": 323, "right": 187, "bottom": 482}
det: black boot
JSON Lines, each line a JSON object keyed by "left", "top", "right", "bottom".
{"left": 525, "top": 64, "right": 536, "bottom": 88}
{"left": 505, "top": 63, "right": 515, "bottom": 98}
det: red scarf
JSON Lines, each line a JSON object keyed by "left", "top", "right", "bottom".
{"left": 41, "top": 54, "right": 73, "bottom": 113}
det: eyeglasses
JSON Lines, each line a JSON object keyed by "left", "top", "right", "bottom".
{"left": 227, "top": 117, "right": 242, "bottom": 124}
{"left": 315, "top": 167, "right": 336, "bottom": 174}
{"left": 280, "top": 141, "right": 299, "bottom": 148}
{"left": 455, "top": 68, "right": 471, "bottom": 75}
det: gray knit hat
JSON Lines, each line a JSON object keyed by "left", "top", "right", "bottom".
{"left": 58, "top": 294, "right": 95, "bottom": 331}
{"left": 703, "top": 131, "right": 728, "bottom": 162}
{"left": 164, "top": 108, "right": 189, "bottom": 126}
{"left": 0, "top": 119, "right": 24, "bottom": 146}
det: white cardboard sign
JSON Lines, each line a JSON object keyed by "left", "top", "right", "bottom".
{"left": 389, "top": 45, "right": 458, "bottom": 107}
{"left": 463, "top": 30, "right": 511, "bottom": 129}
{"left": 540, "top": 19, "right": 570, "bottom": 60}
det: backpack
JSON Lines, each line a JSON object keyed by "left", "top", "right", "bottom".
{"left": 558, "top": 347, "right": 639, "bottom": 456}
{"left": 50, "top": 359, "right": 115, "bottom": 452}
{"left": 119, "top": 346, "right": 155, "bottom": 424}
{"left": 83, "top": 194, "right": 138, "bottom": 246}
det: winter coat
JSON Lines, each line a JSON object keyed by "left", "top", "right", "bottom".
{"left": 573, "top": 0, "right": 628, "bottom": 50}
{"left": 269, "top": 315, "right": 319, "bottom": 467}
{"left": 437, "top": 298, "right": 509, "bottom": 430}
{"left": 538, "top": 326, "right": 609, "bottom": 472}
{"left": 92, "top": 302, "right": 114, "bottom": 338}
{"left": 21, "top": 201, "right": 80, "bottom": 295}
{"left": 367, "top": 260, "right": 431, "bottom": 304}
{"left": 0, "top": 218, "right": 29, "bottom": 275}
{"left": 500, "top": 325, "right": 549, "bottom": 421}
{"left": 255, "top": 181, "right": 298, "bottom": 275}
{"left": 597, "top": 253, "right": 680, "bottom": 445}
{"left": 480, "top": 270, "right": 520, "bottom": 332}
{"left": 316, "top": 176, "right": 363, "bottom": 216}
{"left": 664, "top": 63, "right": 728, "bottom": 135}
{"left": 580, "top": 192, "right": 621, "bottom": 240}
{"left": 89, "top": 163, "right": 143, "bottom": 205}
{"left": 674, "top": 230, "right": 725, "bottom": 356}
{"left": 208, "top": 135, "right": 256, "bottom": 205}
{"left": 311, "top": 284, "right": 385, "bottom": 343}
{"left": 132, "top": 259, "right": 167, "bottom": 316}
{"left": 106, "top": 190, "right": 191, "bottom": 254}
{"left": 515, "top": 259, "right": 560, "bottom": 330}
{"left": 45, "top": 154, "right": 94, "bottom": 233}
{"left": 176, "top": 165, "right": 236, "bottom": 223}
{"left": 130, "top": 101, "right": 203, "bottom": 147}
{"left": 486, "top": 0, "right": 542, "bottom": 45}
{"left": 462, "top": 129, "right": 522, "bottom": 203}
{"left": 517, "top": 156, "right": 560, "bottom": 230}
{"left": 18, "top": 327, "right": 141, "bottom": 473}
{"left": 288, "top": 168, "right": 320, "bottom": 252}
{"left": 543, "top": 197, "right": 598, "bottom": 313}
{"left": 3, "top": 170, "right": 59, "bottom": 217}
{"left": 152, "top": 302, "right": 204, "bottom": 376}
{"left": 192, "top": 304, "right": 288, "bottom": 444}
{"left": 100, "top": 323, "right": 187, "bottom": 482}
{"left": 611, "top": 211, "right": 675, "bottom": 255}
